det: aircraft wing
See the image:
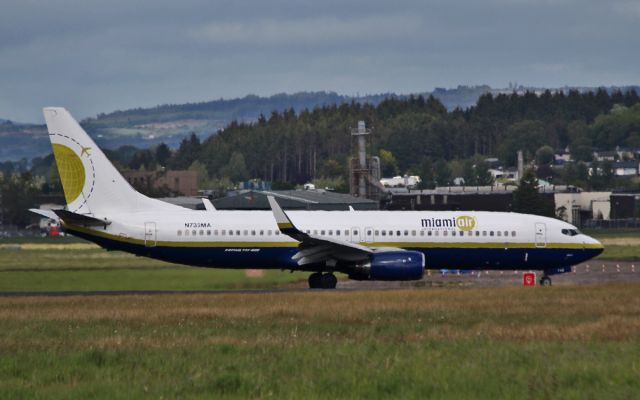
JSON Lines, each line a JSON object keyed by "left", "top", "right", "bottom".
{"left": 267, "top": 196, "right": 373, "bottom": 266}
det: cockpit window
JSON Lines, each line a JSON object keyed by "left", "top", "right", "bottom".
{"left": 561, "top": 228, "right": 580, "bottom": 236}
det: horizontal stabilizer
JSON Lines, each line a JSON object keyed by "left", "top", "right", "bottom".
{"left": 28, "top": 208, "right": 60, "bottom": 221}
{"left": 53, "top": 209, "right": 111, "bottom": 228}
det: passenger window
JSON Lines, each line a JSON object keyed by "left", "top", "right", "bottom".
{"left": 427, "top": 231, "right": 432, "bottom": 236}
{"left": 260, "top": 230, "right": 264, "bottom": 236}
{"left": 504, "top": 231, "right": 508, "bottom": 237}
{"left": 185, "top": 230, "right": 189, "bottom": 236}
{"left": 251, "top": 230, "right": 256, "bottom": 236}
{"left": 336, "top": 230, "right": 341, "bottom": 236}
{"left": 314, "top": 230, "right": 318, "bottom": 235}
{"left": 374, "top": 230, "right": 379, "bottom": 236}
{"left": 192, "top": 230, "right": 196, "bottom": 236}
{"left": 177, "top": 230, "right": 182, "bottom": 236}
{"left": 435, "top": 231, "right": 439, "bottom": 236}
{"left": 490, "top": 231, "right": 494, "bottom": 236}
{"left": 236, "top": 230, "right": 240, "bottom": 236}
{"left": 475, "top": 231, "right": 480, "bottom": 236}
{"left": 404, "top": 230, "right": 408, "bottom": 236}
{"left": 353, "top": 230, "right": 358, "bottom": 236}
{"left": 366, "top": 230, "right": 371, "bottom": 236}
{"left": 382, "top": 230, "right": 387, "bottom": 236}
{"left": 411, "top": 230, "right": 416, "bottom": 236}
{"left": 497, "top": 231, "right": 501, "bottom": 237}
{"left": 329, "top": 230, "right": 334, "bottom": 235}
{"left": 275, "top": 231, "right": 280, "bottom": 235}
{"left": 221, "top": 230, "right": 226, "bottom": 235}
{"left": 199, "top": 230, "right": 204, "bottom": 236}
{"left": 214, "top": 230, "right": 219, "bottom": 235}
{"left": 345, "top": 230, "right": 349, "bottom": 236}
{"left": 243, "top": 230, "right": 248, "bottom": 236}
{"left": 207, "top": 230, "right": 211, "bottom": 236}
{"left": 511, "top": 231, "right": 516, "bottom": 237}
{"left": 452, "top": 231, "right": 456, "bottom": 236}
{"left": 443, "top": 231, "right": 448, "bottom": 236}
{"left": 420, "top": 231, "right": 424, "bottom": 236}
{"left": 229, "top": 230, "right": 233, "bottom": 236}
{"left": 389, "top": 231, "right": 393, "bottom": 236}
{"left": 482, "top": 231, "right": 487, "bottom": 236}
{"left": 396, "top": 230, "right": 401, "bottom": 236}
{"left": 321, "top": 230, "right": 325, "bottom": 235}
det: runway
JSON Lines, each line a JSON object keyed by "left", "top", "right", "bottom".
{"left": 1, "top": 261, "right": 638, "bottom": 296}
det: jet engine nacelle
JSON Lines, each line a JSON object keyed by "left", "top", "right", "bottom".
{"left": 348, "top": 251, "right": 425, "bottom": 281}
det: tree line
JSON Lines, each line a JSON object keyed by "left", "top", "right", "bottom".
{"left": 111, "top": 88, "right": 640, "bottom": 190}
{"left": 2, "top": 88, "right": 640, "bottom": 226}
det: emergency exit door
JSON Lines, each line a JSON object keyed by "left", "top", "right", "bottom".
{"left": 534, "top": 222, "right": 546, "bottom": 248}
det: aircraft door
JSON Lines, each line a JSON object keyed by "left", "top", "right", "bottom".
{"left": 144, "top": 222, "right": 157, "bottom": 247}
{"left": 534, "top": 222, "right": 546, "bottom": 248}
{"left": 351, "top": 227, "right": 361, "bottom": 243}
{"left": 364, "top": 226, "right": 374, "bottom": 243}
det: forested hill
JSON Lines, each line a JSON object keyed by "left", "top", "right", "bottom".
{"left": 115, "top": 88, "right": 639, "bottom": 193}
{"left": 1, "top": 86, "right": 639, "bottom": 162}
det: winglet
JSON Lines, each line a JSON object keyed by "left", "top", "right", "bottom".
{"left": 202, "top": 198, "right": 216, "bottom": 211}
{"left": 267, "top": 195, "right": 298, "bottom": 235}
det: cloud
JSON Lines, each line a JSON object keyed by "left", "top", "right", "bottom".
{"left": 0, "top": 0, "right": 638, "bottom": 122}
{"left": 188, "top": 15, "right": 423, "bottom": 46}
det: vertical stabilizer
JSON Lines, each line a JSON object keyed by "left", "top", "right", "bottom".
{"left": 43, "top": 107, "right": 180, "bottom": 215}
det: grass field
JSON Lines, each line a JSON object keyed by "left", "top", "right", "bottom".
{"left": 0, "top": 242, "right": 306, "bottom": 292}
{"left": 590, "top": 230, "right": 640, "bottom": 261}
{"left": 1, "top": 285, "right": 639, "bottom": 399}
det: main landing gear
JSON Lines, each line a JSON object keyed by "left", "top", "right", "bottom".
{"left": 308, "top": 272, "right": 337, "bottom": 289}
{"left": 539, "top": 275, "right": 552, "bottom": 286}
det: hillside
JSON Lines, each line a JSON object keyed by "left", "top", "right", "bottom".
{"left": 1, "top": 86, "right": 638, "bottom": 162}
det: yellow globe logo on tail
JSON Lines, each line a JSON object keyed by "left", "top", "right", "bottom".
{"left": 52, "top": 144, "right": 86, "bottom": 204}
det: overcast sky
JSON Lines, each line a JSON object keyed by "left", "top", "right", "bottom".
{"left": 1, "top": 0, "right": 639, "bottom": 122}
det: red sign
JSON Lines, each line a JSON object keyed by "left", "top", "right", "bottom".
{"left": 523, "top": 272, "right": 536, "bottom": 286}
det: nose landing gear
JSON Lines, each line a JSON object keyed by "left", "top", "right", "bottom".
{"left": 308, "top": 272, "right": 337, "bottom": 289}
{"left": 539, "top": 275, "right": 552, "bottom": 286}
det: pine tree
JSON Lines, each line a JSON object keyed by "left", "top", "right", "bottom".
{"left": 513, "top": 168, "right": 552, "bottom": 216}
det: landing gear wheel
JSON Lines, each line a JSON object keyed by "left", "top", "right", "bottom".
{"left": 539, "top": 276, "right": 552, "bottom": 286}
{"left": 321, "top": 273, "right": 338, "bottom": 289}
{"left": 308, "top": 272, "right": 322, "bottom": 289}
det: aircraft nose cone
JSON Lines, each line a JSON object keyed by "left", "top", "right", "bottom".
{"left": 586, "top": 236, "right": 604, "bottom": 257}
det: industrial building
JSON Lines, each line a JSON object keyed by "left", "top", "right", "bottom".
{"left": 163, "top": 189, "right": 378, "bottom": 211}
{"left": 123, "top": 170, "right": 198, "bottom": 196}
{"left": 212, "top": 189, "right": 378, "bottom": 210}
{"left": 384, "top": 185, "right": 640, "bottom": 228}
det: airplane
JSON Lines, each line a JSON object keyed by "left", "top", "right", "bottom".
{"left": 30, "top": 107, "right": 604, "bottom": 289}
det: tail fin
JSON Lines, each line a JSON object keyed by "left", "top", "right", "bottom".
{"left": 43, "top": 107, "right": 180, "bottom": 215}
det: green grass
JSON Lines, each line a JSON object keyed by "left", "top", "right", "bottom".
{"left": 0, "top": 285, "right": 639, "bottom": 399}
{"left": 597, "top": 245, "right": 640, "bottom": 261}
{"left": 0, "top": 244, "right": 306, "bottom": 292}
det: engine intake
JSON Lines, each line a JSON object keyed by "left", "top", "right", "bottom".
{"left": 349, "top": 251, "right": 425, "bottom": 281}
